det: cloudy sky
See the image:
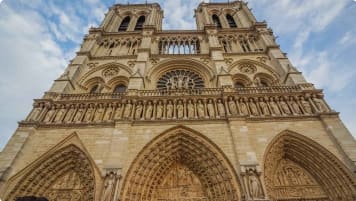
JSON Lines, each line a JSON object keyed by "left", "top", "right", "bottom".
{"left": 0, "top": 0, "right": 355, "bottom": 150}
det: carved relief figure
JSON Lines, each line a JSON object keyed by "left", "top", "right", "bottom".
{"left": 300, "top": 97, "right": 312, "bottom": 114}
{"left": 249, "top": 99, "right": 259, "bottom": 116}
{"left": 101, "top": 172, "right": 117, "bottom": 201}
{"left": 228, "top": 97, "right": 238, "bottom": 115}
{"left": 43, "top": 105, "right": 56, "bottom": 123}
{"left": 73, "top": 105, "right": 85, "bottom": 122}
{"left": 207, "top": 99, "right": 215, "bottom": 118}
{"left": 259, "top": 98, "right": 270, "bottom": 116}
{"left": 84, "top": 104, "right": 94, "bottom": 122}
{"left": 217, "top": 99, "right": 225, "bottom": 117}
{"left": 135, "top": 102, "right": 143, "bottom": 120}
{"left": 123, "top": 101, "right": 132, "bottom": 119}
{"left": 156, "top": 101, "right": 163, "bottom": 119}
{"left": 197, "top": 99, "right": 205, "bottom": 118}
{"left": 248, "top": 169, "right": 263, "bottom": 199}
{"left": 53, "top": 105, "right": 65, "bottom": 123}
{"left": 239, "top": 99, "right": 249, "bottom": 115}
{"left": 94, "top": 104, "right": 105, "bottom": 122}
{"left": 269, "top": 97, "right": 281, "bottom": 115}
{"left": 187, "top": 99, "right": 195, "bottom": 118}
{"left": 103, "top": 104, "right": 114, "bottom": 121}
{"left": 145, "top": 101, "right": 153, "bottom": 120}
{"left": 279, "top": 98, "right": 291, "bottom": 115}
{"left": 289, "top": 97, "right": 301, "bottom": 115}
{"left": 114, "top": 103, "right": 123, "bottom": 120}
{"left": 166, "top": 100, "right": 173, "bottom": 119}
{"left": 176, "top": 100, "right": 184, "bottom": 119}
{"left": 314, "top": 98, "right": 328, "bottom": 113}
{"left": 64, "top": 105, "right": 76, "bottom": 123}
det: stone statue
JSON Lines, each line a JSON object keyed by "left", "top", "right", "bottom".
{"left": 254, "top": 77, "right": 262, "bottom": 87}
{"left": 64, "top": 105, "right": 76, "bottom": 123}
{"left": 166, "top": 100, "right": 173, "bottom": 119}
{"left": 279, "top": 99, "right": 291, "bottom": 115}
{"left": 123, "top": 101, "right": 132, "bottom": 119}
{"left": 249, "top": 100, "right": 259, "bottom": 116}
{"left": 259, "top": 99, "right": 270, "bottom": 116}
{"left": 84, "top": 105, "right": 94, "bottom": 122}
{"left": 54, "top": 105, "right": 66, "bottom": 123}
{"left": 44, "top": 106, "right": 56, "bottom": 123}
{"left": 206, "top": 99, "right": 215, "bottom": 118}
{"left": 94, "top": 104, "right": 105, "bottom": 122}
{"left": 176, "top": 100, "right": 184, "bottom": 119}
{"left": 187, "top": 100, "right": 195, "bottom": 118}
{"left": 248, "top": 169, "right": 263, "bottom": 199}
{"left": 135, "top": 103, "right": 143, "bottom": 120}
{"left": 314, "top": 98, "right": 328, "bottom": 112}
{"left": 74, "top": 106, "right": 85, "bottom": 122}
{"left": 300, "top": 97, "right": 312, "bottom": 114}
{"left": 197, "top": 100, "right": 205, "bottom": 118}
{"left": 101, "top": 172, "right": 117, "bottom": 201}
{"left": 103, "top": 104, "right": 113, "bottom": 121}
{"left": 217, "top": 99, "right": 225, "bottom": 117}
{"left": 289, "top": 97, "right": 301, "bottom": 115}
{"left": 239, "top": 100, "right": 249, "bottom": 115}
{"left": 156, "top": 101, "right": 163, "bottom": 119}
{"left": 145, "top": 102, "right": 153, "bottom": 120}
{"left": 269, "top": 98, "right": 281, "bottom": 115}
{"left": 228, "top": 97, "right": 238, "bottom": 115}
{"left": 114, "top": 104, "right": 123, "bottom": 120}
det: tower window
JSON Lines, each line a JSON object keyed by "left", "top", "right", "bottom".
{"left": 226, "top": 14, "right": 237, "bottom": 28}
{"left": 90, "top": 85, "right": 100, "bottom": 93}
{"left": 134, "top": 16, "right": 146, "bottom": 31}
{"left": 235, "top": 82, "right": 245, "bottom": 88}
{"left": 113, "top": 84, "right": 127, "bottom": 93}
{"left": 212, "top": 15, "right": 222, "bottom": 29}
{"left": 118, "top": 16, "right": 131, "bottom": 32}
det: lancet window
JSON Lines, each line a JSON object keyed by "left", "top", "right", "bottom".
{"left": 113, "top": 84, "right": 127, "bottom": 93}
{"left": 118, "top": 16, "right": 130, "bottom": 32}
{"left": 212, "top": 14, "right": 222, "bottom": 28}
{"left": 226, "top": 14, "right": 237, "bottom": 28}
{"left": 134, "top": 16, "right": 145, "bottom": 31}
{"left": 157, "top": 70, "right": 204, "bottom": 90}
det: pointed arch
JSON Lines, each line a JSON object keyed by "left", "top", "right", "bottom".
{"left": 5, "top": 143, "right": 97, "bottom": 201}
{"left": 120, "top": 125, "right": 243, "bottom": 201}
{"left": 263, "top": 130, "right": 356, "bottom": 201}
{"left": 212, "top": 14, "right": 222, "bottom": 28}
{"left": 134, "top": 15, "right": 145, "bottom": 31}
{"left": 118, "top": 16, "right": 131, "bottom": 32}
{"left": 226, "top": 14, "right": 237, "bottom": 28}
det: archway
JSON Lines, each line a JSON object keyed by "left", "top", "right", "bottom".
{"left": 120, "top": 126, "right": 242, "bottom": 201}
{"left": 263, "top": 130, "right": 356, "bottom": 201}
{"left": 6, "top": 145, "right": 96, "bottom": 201}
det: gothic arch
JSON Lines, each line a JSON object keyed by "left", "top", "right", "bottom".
{"left": 228, "top": 59, "right": 280, "bottom": 80}
{"left": 263, "top": 130, "right": 356, "bottom": 201}
{"left": 146, "top": 59, "right": 215, "bottom": 88}
{"left": 120, "top": 126, "right": 243, "bottom": 201}
{"left": 4, "top": 143, "right": 98, "bottom": 201}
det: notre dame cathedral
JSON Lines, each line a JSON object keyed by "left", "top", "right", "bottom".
{"left": 0, "top": 1, "right": 355, "bottom": 201}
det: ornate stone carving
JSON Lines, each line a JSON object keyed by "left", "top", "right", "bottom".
{"left": 217, "top": 99, "right": 225, "bottom": 117}
{"left": 239, "top": 63, "right": 257, "bottom": 74}
{"left": 207, "top": 99, "right": 215, "bottom": 118}
{"left": 228, "top": 96, "right": 238, "bottom": 115}
{"left": 156, "top": 101, "right": 163, "bottom": 119}
{"left": 176, "top": 100, "right": 184, "bottom": 119}
{"left": 135, "top": 102, "right": 143, "bottom": 120}
{"left": 187, "top": 99, "right": 195, "bottom": 118}
{"left": 102, "top": 67, "right": 119, "bottom": 78}
{"left": 166, "top": 100, "right": 174, "bottom": 119}
{"left": 157, "top": 70, "right": 204, "bottom": 90}
{"left": 145, "top": 101, "right": 153, "bottom": 120}
{"left": 197, "top": 99, "right": 205, "bottom": 118}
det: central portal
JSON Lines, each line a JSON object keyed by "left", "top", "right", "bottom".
{"left": 155, "top": 162, "right": 207, "bottom": 201}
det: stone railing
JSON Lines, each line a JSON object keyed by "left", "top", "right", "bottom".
{"left": 23, "top": 86, "right": 331, "bottom": 127}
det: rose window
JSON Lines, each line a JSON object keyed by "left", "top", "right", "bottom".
{"left": 157, "top": 70, "right": 204, "bottom": 90}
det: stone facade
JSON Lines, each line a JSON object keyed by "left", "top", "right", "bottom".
{"left": 0, "top": 1, "right": 355, "bottom": 201}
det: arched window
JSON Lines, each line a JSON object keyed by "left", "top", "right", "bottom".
{"left": 90, "top": 85, "right": 100, "bottom": 93}
{"left": 113, "top": 84, "right": 127, "bottom": 93}
{"left": 134, "top": 16, "right": 146, "bottom": 31}
{"left": 212, "top": 15, "right": 222, "bottom": 29}
{"left": 226, "top": 14, "right": 237, "bottom": 28}
{"left": 235, "top": 82, "right": 245, "bottom": 88}
{"left": 118, "top": 16, "right": 131, "bottom": 32}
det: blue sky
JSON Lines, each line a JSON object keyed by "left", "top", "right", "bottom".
{"left": 0, "top": 0, "right": 355, "bottom": 150}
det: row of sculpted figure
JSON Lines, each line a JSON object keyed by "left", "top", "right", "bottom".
{"left": 26, "top": 95, "right": 330, "bottom": 124}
